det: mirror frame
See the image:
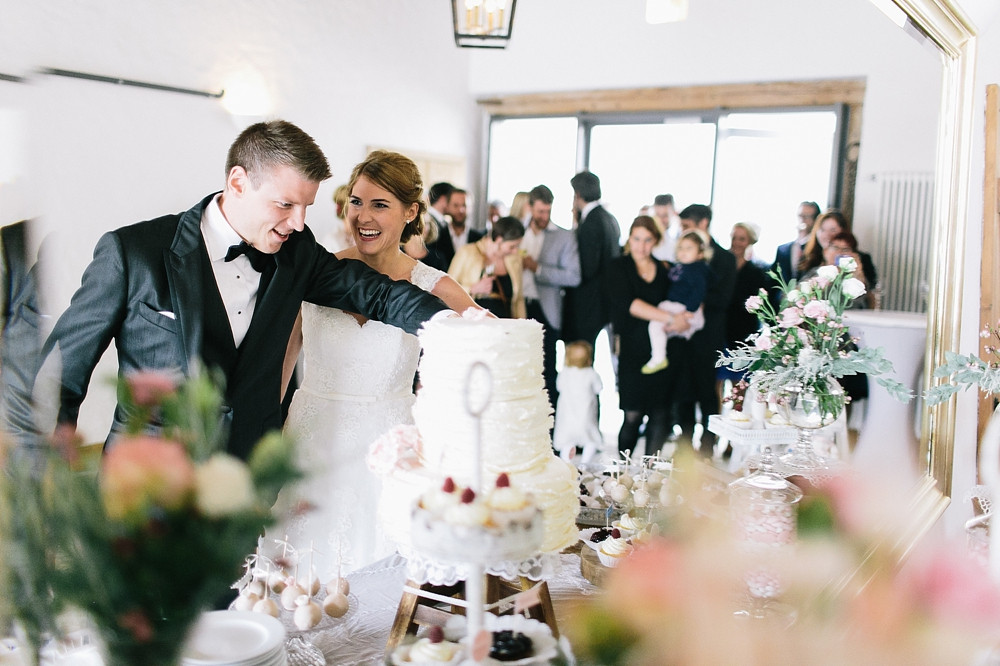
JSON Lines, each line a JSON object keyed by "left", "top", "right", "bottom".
{"left": 904, "top": 0, "right": 976, "bottom": 504}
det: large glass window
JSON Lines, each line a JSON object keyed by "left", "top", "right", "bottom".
{"left": 486, "top": 117, "right": 579, "bottom": 229}
{"left": 588, "top": 121, "right": 716, "bottom": 231}
{"left": 486, "top": 108, "right": 840, "bottom": 264}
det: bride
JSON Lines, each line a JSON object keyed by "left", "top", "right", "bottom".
{"left": 273, "top": 150, "right": 482, "bottom": 578}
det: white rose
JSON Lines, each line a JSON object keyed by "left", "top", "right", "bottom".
{"left": 786, "top": 289, "right": 801, "bottom": 303}
{"left": 195, "top": 454, "right": 255, "bottom": 517}
{"left": 816, "top": 265, "right": 839, "bottom": 281}
{"left": 842, "top": 277, "right": 867, "bottom": 299}
{"left": 838, "top": 256, "right": 858, "bottom": 273}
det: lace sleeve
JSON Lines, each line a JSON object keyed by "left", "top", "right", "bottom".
{"left": 410, "top": 262, "right": 446, "bottom": 293}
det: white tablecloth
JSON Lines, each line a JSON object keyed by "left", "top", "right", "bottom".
{"left": 844, "top": 310, "right": 927, "bottom": 482}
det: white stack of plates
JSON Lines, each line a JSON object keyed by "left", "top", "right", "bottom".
{"left": 182, "top": 611, "right": 287, "bottom": 666}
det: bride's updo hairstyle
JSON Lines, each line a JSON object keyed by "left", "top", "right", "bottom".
{"left": 347, "top": 150, "right": 427, "bottom": 244}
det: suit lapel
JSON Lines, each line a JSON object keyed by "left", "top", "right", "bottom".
{"left": 166, "top": 195, "right": 213, "bottom": 373}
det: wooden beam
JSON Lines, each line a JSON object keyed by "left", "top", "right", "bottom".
{"left": 477, "top": 79, "right": 866, "bottom": 116}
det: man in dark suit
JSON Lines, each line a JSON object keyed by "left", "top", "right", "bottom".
{"left": 41, "top": 121, "right": 448, "bottom": 460}
{"left": 420, "top": 181, "right": 454, "bottom": 271}
{"left": 0, "top": 219, "right": 47, "bottom": 467}
{"left": 563, "top": 171, "right": 621, "bottom": 350}
{"left": 668, "top": 204, "right": 736, "bottom": 458}
{"left": 771, "top": 201, "right": 820, "bottom": 281}
{"left": 434, "top": 188, "right": 484, "bottom": 268}
{"left": 519, "top": 184, "right": 581, "bottom": 406}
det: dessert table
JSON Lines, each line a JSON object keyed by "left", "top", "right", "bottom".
{"left": 843, "top": 310, "right": 926, "bottom": 482}
{"left": 293, "top": 553, "right": 595, "bottom": 664}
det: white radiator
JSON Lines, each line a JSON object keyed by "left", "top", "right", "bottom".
{"left": 872, "top": 172, "right": 934, "bottom": 313}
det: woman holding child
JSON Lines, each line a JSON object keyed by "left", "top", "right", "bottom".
{"left": 605, "top": 216, "right": 696, "bottom": 457}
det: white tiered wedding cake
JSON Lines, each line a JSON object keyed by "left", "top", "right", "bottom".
{"left": 371, "top": 318, "right": 579, "bottom": 574}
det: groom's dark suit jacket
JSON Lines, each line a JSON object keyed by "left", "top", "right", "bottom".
{"left": 43, "top": 193, "right": 447, "bottom": 459}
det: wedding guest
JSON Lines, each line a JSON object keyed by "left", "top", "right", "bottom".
{"left": 277, "top": 149, "right": 482, "bottom": 575}
{"left": 772, "top": 201, "right": 820, "bottom": 281}
{"left": 509, "top": 191, "right": 530, "bottom": 224}
{"left": 553, "top": 340, "right": 604, "bottom": 464}
{"left": 651, "top": 193, "right": 681, "bottom": 263}
{"left": 449, "top": 216, "right": 526, "bottom": 318}
{"left": 798, "top": 209, "right": 878, "bottom": 289}
{"left": 719, "top": 222, "right": 772, "bottom": 385}
{"left": 668, "top": 204, "right": 736, "bottom": 458}
{"left": 519, "top": 184, "right": 581, "bottom": 406}
{"left": 437, "top": 188, "right": 484, "bottom": 267}
{"left": 804, "top": 230, "right": 875, "bottom": 309}
{"left": 319, "top": 183, "right": 354, "bottom": 253}
{"left": 606, "top": 216, "right": 690, "bottom": 457}
{"left": 642, "top": 229, "right": 710, "bottom": 375}
{"left": 564, "top": 171, "right": 621, "bottom": 350}
{"left": 40, "top": 120, "right": 450, "bottom": 460}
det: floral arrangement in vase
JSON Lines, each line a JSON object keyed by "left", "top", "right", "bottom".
{"left": 0, "top": 368, "right": 300, "bottom": 666}
{"left": 565, "top": 466, "right": 1000, "bottom": 666}
{"left": 718, "top": 259, "right": 912, "bottom": 421}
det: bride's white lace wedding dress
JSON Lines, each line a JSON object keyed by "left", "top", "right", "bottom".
{"left": 272, "top": 262, "right": 444, "bottom": 578}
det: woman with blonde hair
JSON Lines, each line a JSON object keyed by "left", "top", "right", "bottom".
{"left": 276, "top": 150, "right": 485, "bottom": 576}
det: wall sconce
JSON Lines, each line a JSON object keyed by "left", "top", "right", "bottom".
{"left": 645, "top": 0, "right": 689, "bottom": 24}
{"left": 452, "top": 0, "right": 517, "bottom": 49}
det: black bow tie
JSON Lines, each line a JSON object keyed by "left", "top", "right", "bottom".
{"left": 224, "top": 241, "right": 274, "bottom": 273}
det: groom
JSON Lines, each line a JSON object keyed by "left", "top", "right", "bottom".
{"left": 41, "top": 120, "right": 449, "bottom": 460}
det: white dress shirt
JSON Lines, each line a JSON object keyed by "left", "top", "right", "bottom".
{"left": 200, "top": 194, "right": 262, "bottom": 347}
{"left": 520, "top": 224, "right": 544, "bottom": 301}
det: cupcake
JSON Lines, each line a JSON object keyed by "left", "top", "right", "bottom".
{"left": 613, "top": 513, "right": 647, "bottom": 537}
{"left": 597, "top": 536, "right": 633, "bottom": 567}
{"left": 421, "top": 477, "right": 460, "bottom": 513}
{"left": 488, "top": 473, "right": 535, "bottom": 525}
{"left": 442, "top": 488, "right": 490, "bottom": 527}
{"left": 393, "top": 626, "right": 463, "bottom": 665}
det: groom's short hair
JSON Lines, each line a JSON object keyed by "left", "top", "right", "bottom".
{"left": 226, "top": 120, "right": 332, "bottom": 187}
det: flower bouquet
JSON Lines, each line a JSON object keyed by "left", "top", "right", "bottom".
{"left": 717, "top": 260, "right": 910, "bottom": 468}
{"left": 0, "top": 369, "right": 300, "bottom": 666}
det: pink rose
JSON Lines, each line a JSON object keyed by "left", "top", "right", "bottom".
{"left": 101, "top": 436, "right": 195, "bottom": 525}
{"left": 753, "top": 331, "right": 774, "bottom": 351}
{"left": 802, "top": 299, "right": 832, "bottom": 321}
{"left": 126, "top": 371, "right": 178, "bottom": 407}
{"left": 367, "top": 424, "right": 423, "bottom": 475}
{"left": 779, "top": 307, "right": 804, "bottom": 328}
{"left": 744, "top": 295, "right": 763, "bottom": 312}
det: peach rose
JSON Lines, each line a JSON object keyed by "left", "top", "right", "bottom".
{"left": 125, "top": 371, "right": 178, "bottom": 407}
{"left": 101, "top": 436, "right": 195, "bottom": 525}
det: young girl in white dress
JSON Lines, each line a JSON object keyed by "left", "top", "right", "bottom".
{"left": 553, "top": 341, "right": 604, "bottom": 463}
{"left": 272, "top": 151, "right": 483, "bottom": 577}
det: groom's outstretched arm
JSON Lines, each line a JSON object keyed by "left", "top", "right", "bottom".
{"left": 304, "top": 250, "right": 448, "bottom": 335}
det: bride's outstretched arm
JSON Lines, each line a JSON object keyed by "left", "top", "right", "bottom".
{"left": 281, "top": 309, "right": 304, "bottom": 401}
{"left": 431, "top": 275, "right": 493, "bottom": 317}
